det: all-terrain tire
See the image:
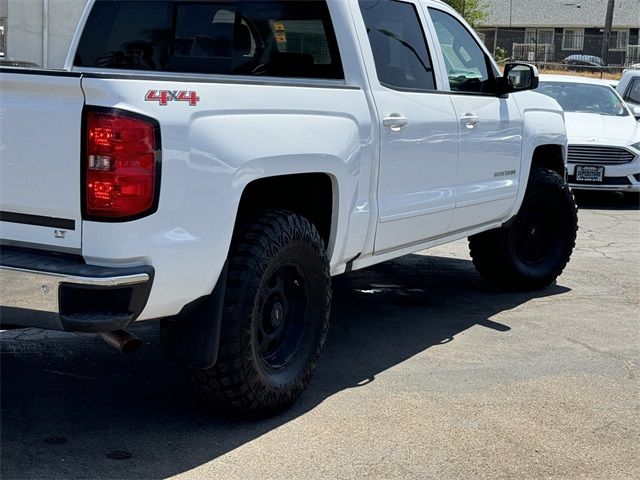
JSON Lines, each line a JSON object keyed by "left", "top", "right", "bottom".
{"left": 188, "top": 209, "right": 331, "bottom": 416}
{"left": 469, "top": 167, "right": 578, "bottom": 291}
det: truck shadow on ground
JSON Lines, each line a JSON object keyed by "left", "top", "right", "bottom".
{"left": 1, "top": 254, "right": 569, "bottom": 479}
{"left": 574, "top": 190, "right": 639, "bottom": 210}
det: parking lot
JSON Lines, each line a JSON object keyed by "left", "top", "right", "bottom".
{"left": 1, "top": 192, "right": 638, "bottom": 480}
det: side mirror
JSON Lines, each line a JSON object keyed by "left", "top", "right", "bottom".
{"left": 631, "top": 105, "right": 640, "bottom": 121}
{"left": 497, "top": 63, "right": 539, "bottom": 96}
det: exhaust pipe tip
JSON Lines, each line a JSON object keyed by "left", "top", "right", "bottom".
{"left": 100, "top": 330, "right": 143, "bottom": 354}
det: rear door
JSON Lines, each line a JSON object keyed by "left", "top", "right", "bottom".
{"left": 0, "top": 71, "right": 85, "bottom": 250}
{"left": 355, "top": 0, "right": 459, "bottom": 254}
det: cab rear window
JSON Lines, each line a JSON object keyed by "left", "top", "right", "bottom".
{"left": 74, "top": 0, "right": 344, "bottom": 80}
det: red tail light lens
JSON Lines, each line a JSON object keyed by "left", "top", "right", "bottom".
{"left": 85, "top": 110, "right": 159, "bottom": 219}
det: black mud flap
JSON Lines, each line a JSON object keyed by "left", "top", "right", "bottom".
{"left": 160, "top": 262, "right": 228, "bottom": 369}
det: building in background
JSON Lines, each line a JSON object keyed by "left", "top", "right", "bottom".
{"left": 4, "top": 0, "right": 88, "bottom": 67}
{"left": 478, "top": 0, "right": 640, "bottom": 66}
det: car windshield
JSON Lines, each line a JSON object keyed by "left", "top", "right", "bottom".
{"left": 537, "top": 81, "right": 629, "bottom": 117}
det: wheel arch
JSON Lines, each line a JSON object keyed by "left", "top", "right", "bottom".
{"left": 510, "top": 134, "right": 567, "bottom": 220}
{"left": 160, "top": 172, "right": 338, "bottom": 370}
{"left": 235, "top": 172, "right": 338, "bottom": 252}
{"left": 531, "top": 144, "right": 566, "bottom": 179}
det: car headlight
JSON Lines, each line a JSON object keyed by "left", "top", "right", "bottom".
{"left": 631, "top": 142, "right": 640, "bottom": 151}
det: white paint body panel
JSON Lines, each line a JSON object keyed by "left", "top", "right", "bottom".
{"left": 507, "top": 90, "right": 568, "bottom": 216}
{"left": 0, "top": 0, "right": 568, "bottom": 322}
{"left": 0, "top": 72, "right": 84, "bottom": 250}
{"left": 447, "top": 95, "right": 523, "bottom": 232}
{"left": 80, "top": 77, "right": 374, "bottom": 319}
{"left": 372, "top": 89, "right": 459, "bottom": 254}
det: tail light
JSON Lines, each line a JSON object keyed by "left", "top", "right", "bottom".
{"left": 84, "top": 109, "right": 160, "bottom": 220}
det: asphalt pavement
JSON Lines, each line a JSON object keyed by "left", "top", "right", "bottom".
{"left": 1, "top": 191, "right": 639, "bottom": 479}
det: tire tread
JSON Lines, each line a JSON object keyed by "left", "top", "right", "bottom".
{"left": 188, "top": 209, "right": 331, "bottom": 415}
{"left": 469, "top": 167, "right": 578, "bottom": 290}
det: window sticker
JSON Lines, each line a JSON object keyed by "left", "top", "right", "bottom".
{"left": 272, "top": 21, "right": 287, "bottom": 43}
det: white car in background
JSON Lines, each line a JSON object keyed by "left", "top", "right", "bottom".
{"left": 537, "top": 75, "right": 640, "bottom": 195}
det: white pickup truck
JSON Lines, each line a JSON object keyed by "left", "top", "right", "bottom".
{"left": 0, "top": 0, "right": 577, "bottom": 415}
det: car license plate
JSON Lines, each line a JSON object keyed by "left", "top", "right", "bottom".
{"left": 575, "top": 165, "right": 604, "bottom": 183}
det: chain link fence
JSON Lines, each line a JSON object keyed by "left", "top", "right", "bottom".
{"left": 478, "top": 27, "right": 640, "bottom": 77}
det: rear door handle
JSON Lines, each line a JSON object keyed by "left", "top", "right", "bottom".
{"left": 383, "top": 114, "right": 409, "bottom": 132}
{"left": 460, "top": 113, "right": 480, "bottom": 128}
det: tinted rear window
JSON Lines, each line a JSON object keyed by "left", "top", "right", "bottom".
{"left": 359, "top": 0, "right": 436, "bottom": 91}
{"left": 74, "top": 0, "right": 344, "bottom": 79}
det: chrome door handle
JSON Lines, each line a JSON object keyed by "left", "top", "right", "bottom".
{"left": 460, "top": 113, "right": 480, "bottom": 128}
{"left": 383, "top": 114, "right": 409, "bottom": 132}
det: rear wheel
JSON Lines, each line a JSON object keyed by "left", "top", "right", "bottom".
{"left": 469, "top": 167, "right": 578, "bottom": 290}
{"left": 188, "top": 209, "right": 331, "bottom": 416}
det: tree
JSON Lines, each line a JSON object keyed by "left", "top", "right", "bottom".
{"left": 443, "top": 0, "right": 487, "bottom": 28}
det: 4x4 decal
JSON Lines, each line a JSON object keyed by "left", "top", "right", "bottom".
{"left": 145, "top": 90, "right": 200, "bottom": 106}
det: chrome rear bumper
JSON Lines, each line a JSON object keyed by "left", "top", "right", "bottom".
{"left": 0, "top": 247, "right": 153, "bottom": 332}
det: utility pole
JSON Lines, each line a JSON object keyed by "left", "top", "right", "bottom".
{"left": 601, "top": 0, "right": 615, "bottom": 66}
